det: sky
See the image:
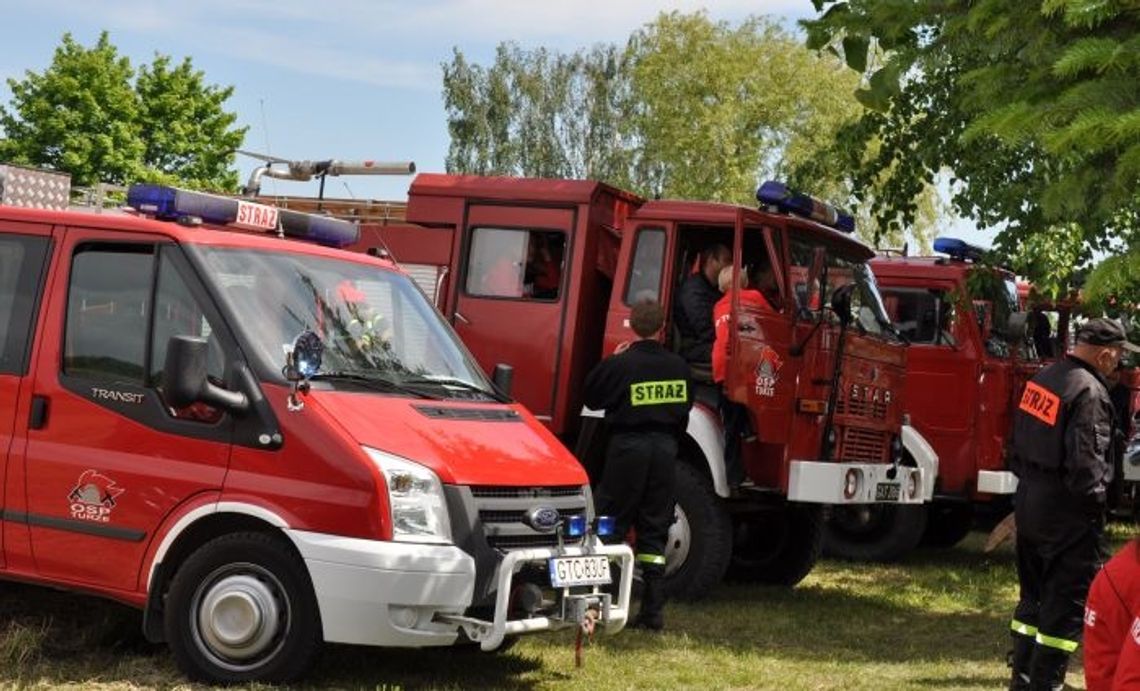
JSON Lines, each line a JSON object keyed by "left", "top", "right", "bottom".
{"left": 0, "top": 0, "right": 994, "bottom": 249}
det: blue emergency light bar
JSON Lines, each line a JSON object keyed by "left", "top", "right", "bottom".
{"left": 756, "top": 181, "right": 856, "bottom": 234}
{"left": 126, "top": 184, "right": 360, "bottom": 249}
{"left": 932, "top": 236, "right": 988, "bottom": 262}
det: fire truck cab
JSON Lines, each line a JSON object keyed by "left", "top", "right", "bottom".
{"left": 0, "top": 166, "right": 633, "bottom": 684}
{"left": 358, "top": 174, "right": 939, "bottom": 592}
{"left": 870, "top": 238, "right": 1036, "bottom": 545}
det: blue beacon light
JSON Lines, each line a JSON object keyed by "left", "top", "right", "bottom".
{"left": 127, "top": 184, "right": 360, "bottom": 249}
{"left": 562, "top": 514, "right": 588, "bottom": 538}
{"left": 595, "top": 515, "right": 616, "bottom": 537}
{"left": 932, "top": 236, "right": 987, "bottom": 262}
{"left": 756, "top": 181, "right": 856, "bottom": 234}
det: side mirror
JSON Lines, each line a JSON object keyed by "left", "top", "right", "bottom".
{"left": 163, "top": 336, "right": 248, "bottom": 412}
{"left": 1007, "top": 311, "right": 1030, "bottom": 343}
{"left": 286, "top": 330, "right": 324, "bottom": 381}
{"left": 491, "top": 363, "right": 514, "bottom": 397}
{"left": 973, "top": 300, "right": 993, "bottom": 340}
{"left": 831, "top": 283, "right": 856, "bottom": 326}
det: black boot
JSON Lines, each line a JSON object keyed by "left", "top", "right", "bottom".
{"left": 1008, "top": 633, "right": 1033, "bottom": 690}
{"left": 1028, "top": 647, "right": 1068, "bottom": 691}
{"left": 630, "top": 564, "right": 666, "bottom": 631}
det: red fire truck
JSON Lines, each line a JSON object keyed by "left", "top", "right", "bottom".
{"left": 869, "top": 238, "right": 1042, "bottom": 546}
{"left": 345, "top": 174, "right": 939, "bottom": 594}
{"left": 0, "top": 165, "right": 634, "bottom": 684}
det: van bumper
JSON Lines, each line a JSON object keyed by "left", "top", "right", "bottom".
{"left": 287, "top": 530, "right": 633, "bottom": 650}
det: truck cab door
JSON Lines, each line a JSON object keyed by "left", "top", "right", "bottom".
{"left": 21, "top": 230, "right": 236, "bottom": 591}
{"left": 0, "top": 222, "right": 54, "bottom": 570}
{"left": 453, "top": 205, "right": 573, "bottom": 422}
{"left": 726, "top": 214, "right": 794, "bottom": 486}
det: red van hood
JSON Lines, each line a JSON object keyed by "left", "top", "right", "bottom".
{"left": 310, "top": 391, "right": 587, "bottom": 487}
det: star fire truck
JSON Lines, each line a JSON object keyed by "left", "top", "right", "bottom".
{"left": 0, "top": 164, "right": 634, "bottom": 684}
{"left": 302, "top": 171, "right": 940, "bottom": 593}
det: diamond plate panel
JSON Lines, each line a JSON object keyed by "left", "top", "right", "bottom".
{"left": 0, "top": 165, "right": 71, "bottom": 210}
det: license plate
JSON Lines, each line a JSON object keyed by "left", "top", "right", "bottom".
{"left": 548, "top": 555, "right": 612, "bottom": 587}
{"left": 875, "top": 482, "right": 901, "bottom": 501}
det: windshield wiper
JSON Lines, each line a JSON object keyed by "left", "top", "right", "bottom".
{"left": 401, "top": 374, "right": 510, "bottom": 403}
{"left": 309, "top": 371, "right": 438, "bottom": 400}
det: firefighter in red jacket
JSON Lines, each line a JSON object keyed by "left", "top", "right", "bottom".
{"left": 1008, "top": 318, "right": 1139, "bottom": 690}
{"left": 1085, "top": 540, "right": 1140, "bottom": 690}
{"left": 583, "top": 299, "right": 693, "bottom": 631}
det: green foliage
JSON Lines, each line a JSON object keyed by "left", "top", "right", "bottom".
{"left": 802, "top": 0, "right": 1140, "bottom": 288}
{"left": 0, "top": 32, "right": 245, "bottom": 190}
{"left": 442, "top": 12, "right": 940, "bottom": 249}
{"left": 1084, "top": 249, "right": 1140, "bottom": 314}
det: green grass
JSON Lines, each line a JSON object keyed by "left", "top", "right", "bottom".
{"left": 0, "top": 526, "right": 1133, "bottom": 690}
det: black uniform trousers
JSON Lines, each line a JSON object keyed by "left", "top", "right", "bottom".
{"left": 1011, "top": 475, "right": 1108, "bottom": 684}
{"left": 593, "top": 430, "right": 677, "bottom": 564}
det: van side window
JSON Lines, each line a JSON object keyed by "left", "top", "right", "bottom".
{"left": 624, "top": 228, "right": 665, "bottom": 304}
{"left": 880, "top": 287, "right": 957, "bottom": 346}
{"left": 64, "top": 245, "right": 155, "bottom": 382}
{"left": 465, "top": 227, "right": 565, "bottom": 301}
{"left": 150, "top": 247, "right": 225, "bottom": 386}
{"left": 0, "top": 234, "right": 51, "bottom": 375}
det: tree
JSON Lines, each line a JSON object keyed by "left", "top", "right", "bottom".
{"left": 0, "top": 32, "right": 245, "bottom": 190}
{"left": 0, "top": 33, "right": 143, "bottom": 186}
{"left": 136, "top": 55, "right": 245, "bottom": 190}
{"left": 802, "top": 1, "right": 1140, "bottom": 257}
{"left": 443, "top": 12, "right": 938, "bottom": 248}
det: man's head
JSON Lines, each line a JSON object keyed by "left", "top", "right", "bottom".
{"left": 702, "top": 244, "right": 732, "bottom": 283}
{"left": 718, "top": 265, "right": 748, "bottom": 292}
{"left": 630, "top": 299, "right": 666, "bottom": 339}
{"left": 1072, "top": 318, "right": 1140, "bottom": 378}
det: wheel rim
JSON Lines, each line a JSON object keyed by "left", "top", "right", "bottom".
{"left": 664, "top": 503, "right": 691, "bottom": 579}
{"left": 190, "top": 563, "right": 291, "bottom": 672}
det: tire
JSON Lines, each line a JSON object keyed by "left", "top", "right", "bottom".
{"left": 921, "top": 500, "right": 975, "bottom": 548}
{"left": 164, "top": 531, "right": 322, "bottom": 684}
{"left": 822, "top": 503, "right": 927, "bottom": 562}
{"left": 729, "top": 503, "right": 823, "bottom": 587}
{"left": 661, "top": 462, "right": 732, "bottom": 600}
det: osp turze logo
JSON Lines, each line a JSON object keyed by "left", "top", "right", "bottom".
{"left": 68, "top": 470, "right": 125, "bottom": 523}
{"left": 753, "top": 345, "right": 784, "bottom": 398}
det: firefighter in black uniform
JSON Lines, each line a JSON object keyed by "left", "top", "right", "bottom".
{"left": 583, "top": 299, "right": 693, "bottom": 631}
{"left": 1008, "top": 318, "right": 1140, "bottom": 690}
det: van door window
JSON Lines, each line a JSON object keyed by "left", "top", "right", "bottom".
{"left": 64, "top": 244, "right": 155, "bottom": 382}
{"left": 624, "top": 228, "right": 665, "bottom": 304}
{"left": 0, "top": 234, "right": 51, "bottom": 374}
{"left": 149, "top": 247, "right": 226, "bottom": 387}
{"left": 465, "top": 228, "right": 565, "bottom": 301}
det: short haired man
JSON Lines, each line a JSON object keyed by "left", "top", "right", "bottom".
{"left": 674, "top": 244, "right": 732, "bottom": 374}
{"left": 1008, "top": 318, "right": 1140, "bottom": 690}
{"left": 583, "top": 300, "right": 693, "bottom": 631}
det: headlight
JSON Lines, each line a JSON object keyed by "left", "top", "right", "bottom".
{"left": 364, "top": 447, "right": 452, "bottom": 544}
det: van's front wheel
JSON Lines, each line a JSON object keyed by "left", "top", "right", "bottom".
{"left": 164, "top": 532, "right": 321, "bottom": 684}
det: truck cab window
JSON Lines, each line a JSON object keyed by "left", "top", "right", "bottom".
{"left": 64, "top": 245, "right": 155, "bottom": 382}
{"left": 880, "top": 287, "right": 957, "bottom": 346}
{"left": 465, "top": 227, "right": 565, "bottom": 301}
{"left": 624, "top": 228, "right": 665, "bottom": 304}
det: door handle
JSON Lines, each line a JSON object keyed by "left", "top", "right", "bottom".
{"left": 29, "top": 395, "right": 49, "bottom": 430}
{"left": 454, "top": 311, "right": 471, "bottom": 325}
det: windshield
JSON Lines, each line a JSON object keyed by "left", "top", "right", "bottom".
{"left": 789, "top": 238, "right": 893, "bottom": 337}
{"left": 191, "top": 246, "right": 489, "bottom": 389}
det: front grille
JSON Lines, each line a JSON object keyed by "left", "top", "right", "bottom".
{"left": 467, "top": 485, "right": 589, "bottom": 552}
{"left": 835, "top": 396, "right": 888, "bottom": 420}
{"left": 838, "top": 427, "right": 888, "bottom": 463}
{"left": 470, "top": 485, "right": 583, "bottom": 499}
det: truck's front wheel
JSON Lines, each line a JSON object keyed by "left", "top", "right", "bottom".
{"left": 661, "top": 462, "right": 731, "bottom": 600}
{"left": 165, "top": 532, "right": 322, "bottom": 684}
{"left": 822, "top": 503, "right": 927, "bottom": 561}
{"left": 729, "top": 503, "right": 822, "bottom": 586}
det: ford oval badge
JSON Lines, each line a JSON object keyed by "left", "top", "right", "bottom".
{"left": 525, "top": 505, "right": 561, "bottom": 533}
